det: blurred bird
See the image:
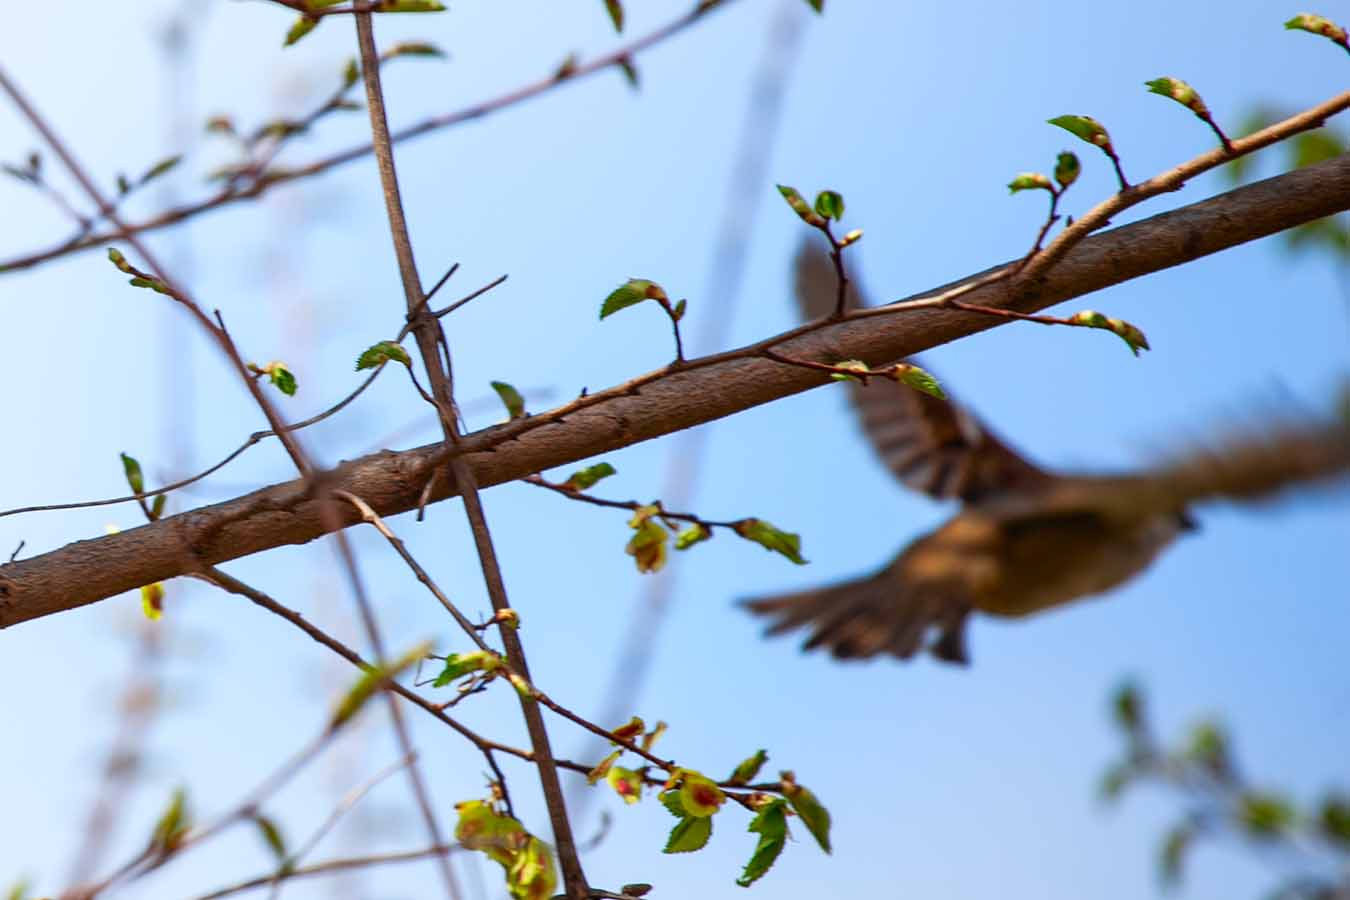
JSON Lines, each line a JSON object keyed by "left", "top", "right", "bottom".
{"left": 744, "top": 242, "right": 1350, "bottom": 665}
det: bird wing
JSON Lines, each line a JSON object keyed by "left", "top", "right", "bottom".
{"left": 793, "top": 240, "right": 1051, "bottom": 502}
{"left": 742, "top": 562, "right": 973, "bottom": 664}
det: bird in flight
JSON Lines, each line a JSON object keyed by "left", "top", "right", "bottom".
{"left": 744, "top": 242, "right": 1350, "bottom": 665}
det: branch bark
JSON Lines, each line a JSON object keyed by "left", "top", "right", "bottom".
{"left": 3, "top": 152, "right": 1348, "bottom": 629}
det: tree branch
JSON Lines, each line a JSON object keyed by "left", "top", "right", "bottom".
{"left": 3, "top": 152, "right": 1349, "bottom": 629}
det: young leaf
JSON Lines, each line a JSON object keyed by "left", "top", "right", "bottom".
{"left": 674, "top": 523, "right": 712, "bottom": 551}
{"left": 375, "top": 0, "right": 448, "bottom": 10}
{"left": 640, "top": 720, "right": 667, "bottom": 752}
{"left": 1159, "top": 822, "right": 1192, "bottom": 885}
{"left": 562, "top": 462, "right": 617, "bottom": 492}
{"left": 733, "top": 518, "right": 807, "bottom": 565}
{"left": 1144, "top": 77, "right": 1209, "bottom": 117}
{"left": 607, "top": 766, "right": 643, "bottom": 804}
{"left": 1111, "top": 680, "right": 1144, "bottom": 732}
{"left": 283, "top": 16, "right": 319, "bottom": 47}
{"left": 781, "top": 775, "right": 831, "bottom": 853}
{"left": 736, "top": 799, "right": 788, "bottom": 887}
{"left": 1048, "top": 114, "right": 1113, "bottom": 149}
{"left": 150, "top": 492, "right": 167, "bottom": 521}
{"left": 726, "top": 749, "right": 768, "bottom": 786}
{"left": 332, "top": 641, "right": 432, "bottom": 729}
{"left": 383, "top": 41, "right": 446, "bottom": 59}
{"left": 887, "top": 362, "right": 945, "bottom": 399}
{"left": 108, "top": 247, "right": 132, "bottom": 273}
{"left": 354, "top": 340, "right": 411, "bottom": 371}
{"left": 432, "top": 649, "right": 504, "bottom": 688}
{"left": 1318, "top": 793, "right": 1350, "bottom": 846}
{"left": 839, "top": 228, "right": 863, "bottom": 247}
{"left": 1054, "top": 151, "right": 1081, "bottom": 189}
{"left": 617, "top": 55, "right": 640, "bottom": 90}
{"left": 507, "top": 835, "right": 557, "bottom": 900}
{"left": 1067, "top": 310, "right": 1150, "bottom": 356}
{"left": 262, "top": 361, "right": 297, "bottom": 397}
{"left": 601, "top": 278, "right": 668, "bottom": 319}
{"left": 659, "top": 789, "right": 687, "bottom": 818}
{"left": 454, "top": 800, "right": 528, "bottom": 866}
{"left": 491, "top": 381, "right": 526, "bottom": 419}
{"left": 120, "top": 452, "right": 145, "bottom": 494}
{"left": 813, "top": 190, "right": 845, "bottom": 221}
{"left": 610, "top": 715, "right": 646, "bottom": 745}
{"left": 678, "top": 772, "right": 726, "bottom": 817}
{"left": 1008, "top": 172, "right": 1053, "bottom": 194}
{"left": 586, "top": 749, "right": 622, "bottom": 785}
{"left": 141, "top": 582, "right": 165, "bottom": 621}
{"left": 663, "top": 815, "right": 713, "bottom": 854}
{"left": 1284, "top": 13, "right": 1348, "bottom": 49}
{"left": 604, "top": 0, "right": 624, "bottom": 32}
{"left": 626, "top": 517, "right": 669, "bottom": 574}
{"left": 829, "top": 359, "right": 870, "bottom": 383}
{"left": 776, "top": 184, "right": 826, "bottom": 227}
{"left": 253, "top": 813, "right": 288, "bottom": 862}
{"left": 804, "top": 0, "right": 824, "bottom": 11}
{"left": 1237, "top": 791, "right": 1295, "bottom": 838}
{"left": 139, "top": 155, "right": 183, "bottom": 186}
{"left": 151, "top": 787, "right": 191, "bottom": 853}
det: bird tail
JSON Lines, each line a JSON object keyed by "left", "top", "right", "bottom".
{"left": 743, "top": 574, "right": 971, "bottom": 665}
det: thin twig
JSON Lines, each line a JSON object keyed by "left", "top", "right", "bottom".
{"left": 0, "top": 2, "right": 740, "bottom": 275}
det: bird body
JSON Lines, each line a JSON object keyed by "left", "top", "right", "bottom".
{"left": 744, "top": 243, "right": 1350, "bottom": 664}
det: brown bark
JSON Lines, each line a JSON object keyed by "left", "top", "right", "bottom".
{"left": 3, "top": 152, "right": 1348, "bottom": 629}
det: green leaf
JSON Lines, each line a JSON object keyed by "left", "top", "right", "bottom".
{"left": 1144, "top": 77, "right": 1209, "bottom": 117}
{"left": 617, "top": 55, "right": 639, "bottom": 90}
{"left": 829, "top": 359, "right": 870, "bottom": 383}
{"left": 733, "top": 518, "right": 806, "bottom": 565}
{"left": 253, "top": 813, "right": 287, "bottom": 861}
{"left": 671, "top": 298, "right": 687, "bottom": 322}
{"left": 108, "top": 247, "right": 132, "bottom": 273}
{"left": 139, "top": 155, "right": 183, "bottom": 186}
{"left": 375, "top": 0, "right": 447, "bottom": 10}
{"left": 491, "top": 381, "right": 526, "bottom": 419}
{"left": 116, "top": 173, "right": 132, "bottom": 195}
{"left": 354, "top": 340, "right": 411, "bottom": 371}
{"left": 626, "top": 518, "right": 669, "bottom": 574}
{"left": 561, "top": 462, "right": 616, "bottom": 492}
{"left": 813, "top": 190, "right": 844, "bottom": 221}
{"left": 663, "top": 815, "right": 712, "bottom": 854}
{"left": 600, "top": 278, "right": 668, "bottom": 319}
{"left": 332, "top": 641, "right": 432, "bottom": 729}
{"left": 1284, "top": 13, "right": 1348, "bottom": 47}
{"left": 383, "top": 41, "right": 446, "bottom": 59}
{"left": 432, "top": 649, "right": 503, "bottom": 688}
{"left": 1183, "top": 721, "right": 1231, "bottom": 779}
{"left": 888, "top": 362, "right": 945, "bottom": 399}
{"left": 1317, "top": 793, "right": 1350, "bottom": 846}
{"left": 726, "top": 749, "right": 767, "bottom": 786}
{"left": 606, "top": 766, "right": 643, "bottom": 804}
{"left": 128, "top": 275, "right": 171, "bottom": 294}
{"left": 120, "top": 452, "right": 145, "bottom": 494}
{"left": 674, "top": 522, "right": 712, "bottom": 551}
{"left": 283, "top": 16, "right": 319, "bottom": 47}
{"left": 1238, "top": 791, "right": 1295, "bottom": 838}
{"left": 604, "top": 0, "right": 624, "bottom": 32}
{"left": 1067, "top": 310, "right": 1150, "bottom": 356}
{"left": 737, "top": 799, "right": 789, "bottom": 887}
{"left": 150, "top": 493, "right": 167, "bottom": 521}
{"left": 1111, "top": 681, "right": 1143, "bottom": 732}
{"left": 1054, "top": 151, "right": 1081, "bottom": 189}
{"left": 804, "top": 0, "right": 823, "bottom": 11}
{"left": 782, "top": 776, "right": 831, "bottom": 853}
{"left": 1048, "top": 114, "right": 1113, "bottom": 149}
{"left": 1007, "top": 172, "right": 1053, "bottom": 194}
{"left": 776, "top": 184, "right": 826, "bottom": 227}
{"left": 264, "top": 362, "right": 297, "bottom": 397}
{"left": 1159, "top": 822, "right": 1192, "bottom": 886}
{"left": 1098, "top": 763, "right": 1132, "bottom": 802}
{"left": 341, "top": 58, "right": 360, "bottom": 89}
{"left": 659, "top": 790, "right": 687, "bottom": 818}
{"left": 152, "top": 787, "right": 191, "bottom": 853}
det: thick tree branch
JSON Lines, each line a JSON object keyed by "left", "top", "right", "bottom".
{"left": 2, "top": 153, "right": 1349, "bottom": 628}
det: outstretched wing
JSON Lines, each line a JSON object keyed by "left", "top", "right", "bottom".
{"left": 794, "top": 240, "right": 1051, "bottom": 503}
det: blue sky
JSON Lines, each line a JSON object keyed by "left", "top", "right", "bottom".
{"left": 1, "top": 1, "right": 1347, "bottom": 898}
